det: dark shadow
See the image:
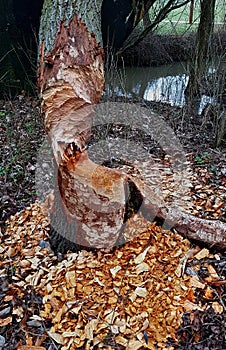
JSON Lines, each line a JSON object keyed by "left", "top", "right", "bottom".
{"left": 101, "top": 0, "right": 135, "bottom": 52}
{"left": 0, "top": 0, "right": 43, "bottom": 97}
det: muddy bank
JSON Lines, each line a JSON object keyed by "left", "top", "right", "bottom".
{"left": 120, "top": 30, "right": 226, "bottom": 67}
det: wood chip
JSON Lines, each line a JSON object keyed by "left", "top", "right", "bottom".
{"left": 1, "top": 202, "right": 201, "bottom": 349}
{"left": 189, "top": 276, "right": 206, "bottom": 289}
{"left": 194, "top": 248, "right": 209, "bottom": 260}
{"left": 212, "top": 301, "right": 223, "bottom": 314}
{"left": 18, "top": 347, "right": 46, "bottom": 350}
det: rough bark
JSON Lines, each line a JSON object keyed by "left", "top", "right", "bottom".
{"left": 216, "top": 77, "right": 226, "bottom": 146}
{"left": 38, "top": 0, "right": 226, "bottom": 252}
{"left": 185, "top": 0, "right": 216, "bottom": 102}
{"left": 189, "top": 0, "right": 194, "bottom": 25}
{"left": 215, "top": 109, "right": 226, "bottom": 147}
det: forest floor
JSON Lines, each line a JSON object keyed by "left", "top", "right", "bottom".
{"left": 0, "top": 95, "right": 225, "bottom": 350}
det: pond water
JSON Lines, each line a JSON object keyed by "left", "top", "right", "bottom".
{"left": 105, "top": 62, "right": 216, "bottom": 113}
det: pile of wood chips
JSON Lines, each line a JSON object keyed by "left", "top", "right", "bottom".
{"left": 0, "top": 201, "right": 224, "bottom": 350}
{"left": 190, "top": 166, "right": 226, "bottom": 221}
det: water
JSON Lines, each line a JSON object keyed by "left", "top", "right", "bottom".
{"left": 105, "top": 62, "right": 216, "bottom": 113}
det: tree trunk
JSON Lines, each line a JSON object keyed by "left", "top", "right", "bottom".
{"left": 38, "top": 0, "right": 226, "bottom": 253}
{"left": 219, "top": 77, "right": 226, "bottom": 144}
{"left": 38, "top": 0, "right": 139, "bottom": 250}
{"left": 189, "top": 0, "right": 194, "bottom": 25}
{"left": 215, "top": 110, "right": 226, "bottom": 147}
{"left": 143, "top": 2, "right": 151, "bottom": 29}
{"left": 185, "top": 0, "right": 216, "bottom": 106}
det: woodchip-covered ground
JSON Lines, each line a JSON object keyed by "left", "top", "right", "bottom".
{"left": 0, "top": 95, "right": 225, "bottom": 349}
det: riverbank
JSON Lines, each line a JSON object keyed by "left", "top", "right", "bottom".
{"left": 120, "top": 29, "right": 226, "bottom": 66}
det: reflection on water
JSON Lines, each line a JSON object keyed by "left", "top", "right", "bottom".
{"left": 105, "top": 62, "right": 216, "bottom": 113}
{"left": 143, "top": 74, "right": 188, "bottom": 106}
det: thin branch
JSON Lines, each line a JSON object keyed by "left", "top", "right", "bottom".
{"left": 118, "top": 0, "right": 191, "bottom": 54}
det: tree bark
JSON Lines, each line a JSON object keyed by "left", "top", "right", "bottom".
{"left": 218, "top": 77, "right": 226, "bottom": 145}
{"left": 185, "top": 0, "right": 216, "bottom": 104}
{"left": 189, "top": 0, "right": 194, "bottom": 25}
{"left": 38, "top": 0, "right": 226, "bottom": 252}
{"left": 215, "top": 110, "right": 226, "bottom": 147}
{"left": 143, "top": 2, "right": 151, "bottom": 29}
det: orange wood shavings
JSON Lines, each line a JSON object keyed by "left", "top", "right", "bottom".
{"left": 1, "top": 202, "right": 199, "bottom": 349}
{"left": 18, "top": 347, "right": 46, "bottom": 350}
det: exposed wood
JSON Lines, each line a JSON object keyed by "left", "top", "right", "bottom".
{"left": 129, "top": 177, "right": 226, "bottom": 250}
{"left": 38, "top": 7, "right": 137, "bottom": 249}
{"left": 38, "top": 0, "right": 226, "bottom": 252}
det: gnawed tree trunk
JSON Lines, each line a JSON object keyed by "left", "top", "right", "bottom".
{"left": 38, "top": 0, "right": 135, "bottom": 250}
{"left": 38, "top": 0, "right": 226, "bottom": 253}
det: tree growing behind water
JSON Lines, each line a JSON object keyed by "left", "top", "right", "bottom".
{"left": 185, "top": 0, "right": 216, "bottom": 102}
{"left": 184, "top": 0, "right": 225, "bottom": 146}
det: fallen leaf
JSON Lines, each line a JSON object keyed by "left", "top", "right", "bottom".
{"left": 203, "top": 287, "right": 214, "bottom": 300}
{"left": 212, "top": 301, "right": 223, "bottom": 314}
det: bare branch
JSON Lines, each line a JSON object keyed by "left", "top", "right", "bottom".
{"left": 118, "top": 0, "right": 191, "bottom": 54}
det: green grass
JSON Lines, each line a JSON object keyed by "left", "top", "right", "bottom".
{"left": 152, "top": 0, "right": 226, "bottom": 35}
